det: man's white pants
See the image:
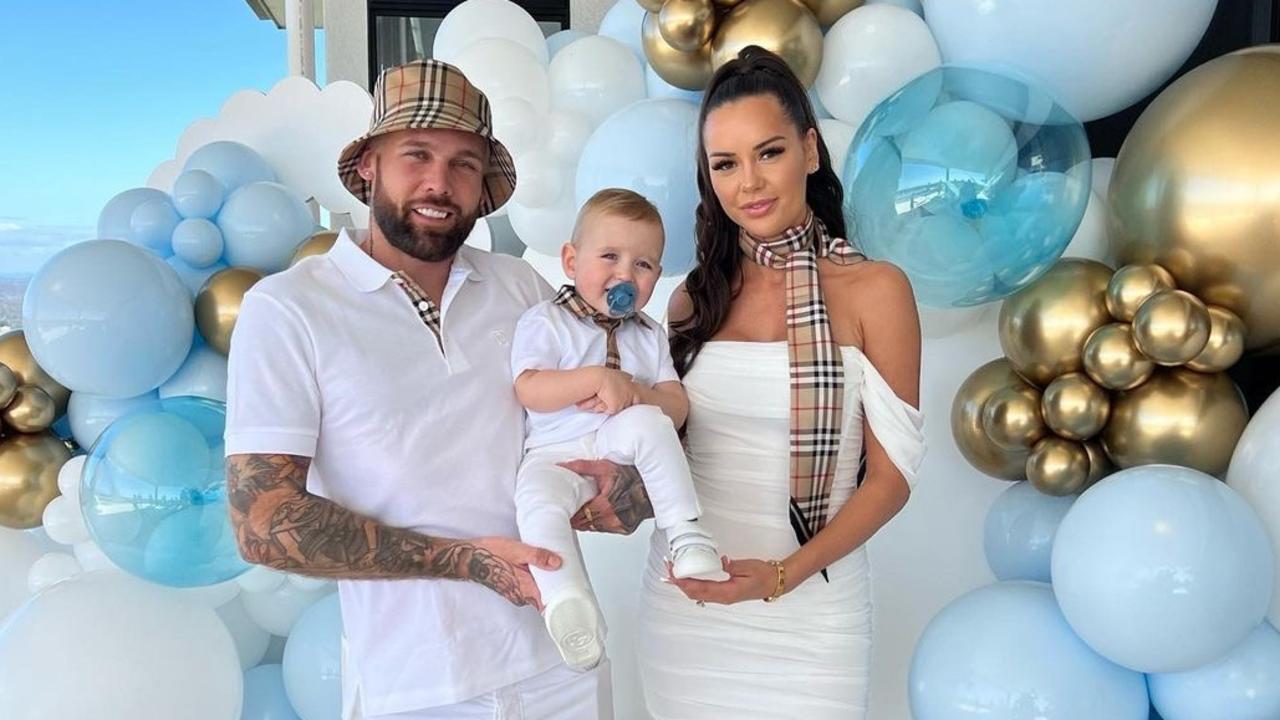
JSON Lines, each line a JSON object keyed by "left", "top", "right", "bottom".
{"left": 515, "top": 404, "right": 702, "bottom": 606}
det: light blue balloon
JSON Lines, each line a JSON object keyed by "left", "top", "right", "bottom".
{"left": 282, "top": 593, "right": 342, "bottom": 720}
{"left": 983, "top": 481, "right": 1075, "bottom": 582}
{"left": 809, "top": 86, "right": 833, "bottom": 119}
{"left": 646, "top": 64, "right": 704, "bottom": 104}
{"left": 172, "top": 218, "right": 225, "bottom": 268}
{"left": 97, "top": 187, "right": 170, "bottom": 241}
{"left": 1149, "top": 622, "right": 1280, "bottom": 720}
{"left": 183, "top": 140, "right": 277, "bottom": 194}
{"left": 168, "top": 256, "right": 229, "bottom": 298}
{"left": 910, "top": 581, "right": 1148, "bottom": 720}
{"left": 598, "top": 0, "right": 647, "bottom": 65}
{"left": 548, "top": 29, "right": 589, "bottom": 60}
{"left": 81, "top": 396, "right": 248, "bottom": 587}
{"left": 576, "top": 98, "right": 699, "bottom": 276}
{"left": 843, "top": 64, "right": 1090, "bottom": 307}
{"left": 127, "top": 197, "right": 180, "bottom": 257}
{"left": 868, "top": 0, "right": 923, "bottom": 15}
{"left": 1052, "top": 465, "right": 1275, "bottom": 673}
{"left": 243, "top": 665, "right": 301, "bottom": 720}
{"left": 172, "top": 169, "right": 227, "bottom": 219}
{"left": 22, "top": 239, "right": 194, "bottom": 397}
{"left": 67, "top": 390, "right": 160, "bottom": 450}
{"left": 159, "top": 343, "right": 227, "bottom": 402}
{"left": 217, "top": 182, "right": 315, "bottom": 273}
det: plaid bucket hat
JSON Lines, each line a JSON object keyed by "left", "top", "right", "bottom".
{"left": 337, "top": 59, "right": 517, "bottom": 215}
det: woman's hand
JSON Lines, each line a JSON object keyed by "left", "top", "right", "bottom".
{"left": 669, "top": 557, "right": 782, "bottom": 605}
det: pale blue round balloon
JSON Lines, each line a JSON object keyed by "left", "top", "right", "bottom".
{"left": 983, "top": 481, "right": 1075, "bottom": 582}
{"left": 97, "top": 187, "right": 170, "bottom": 241}
{"left": 645, "top": 64, "right": 704, "bottom": 104}
{"left": 67, "top": 390, "right": 160, "bottom": 450}
{"left": 282, "top": 593, "right": 342, "bottom": 720}
{"left": 168, "top": 256, "right": 229, "bottom": 298}
{"left": 159, "top": 343, "right": 227, "bottom": 402}
{"left": 81, "top": 396, "right": 248, "bottom": 587}
{"left": 547, "top": 29, "right": 589, "bottom": 60}
{"left": 217, "top": 182, "right": 315, "bottom": 273}
{"left": 172, "top": 218, "right": 225, "bottom": 268}
{"left": 597, "top": 0, "right": 646, "bottom": 65}
{"left": 127, "top": 197, "right": 180, "bottom": 257}
{"left": 843, "top": 64, "right": 1090, "bottom": 307}
{"left": 809, "top": 86, "right": 833, "bottom": 119}
{"left": 910, "top": 581, "right": 1148, "bottom": 720}
{"left": 243, "top": 665, "right": 301, "bottom": 720}
{"left": 576, "top": 98, "right": 699, "bottom": 276}
{"left": 172, "top": 169, "right": 227, "bottom": 220}
{"left": 183, "top": 140, "right": 277, "bottom": 194}
{"left": 1052, "top": 465, "right": 1275, "bottom": 673}
{"left": 1149, "top": 622, "right": 1280, "bottom": 720}
{"left": 22, "top": 239, "right": 194, "bottom": 397}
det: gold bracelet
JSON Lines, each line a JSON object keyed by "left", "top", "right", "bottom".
{"left": 762, "top": 560, "right": 786, "bottom": 602}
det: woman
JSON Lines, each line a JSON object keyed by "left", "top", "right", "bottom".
{"left": 635, "top": 46, "right": 926, "bottom": 718}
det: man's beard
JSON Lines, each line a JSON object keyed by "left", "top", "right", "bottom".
{"left": 371, "top": 190, "right": 477, "bottom": 263}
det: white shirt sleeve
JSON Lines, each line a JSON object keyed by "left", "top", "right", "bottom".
{"left": 224, "top": 290, "right": 322, "bottom": 457}
{"left": 510, "top": 305, "right": 565, "bottom": 379}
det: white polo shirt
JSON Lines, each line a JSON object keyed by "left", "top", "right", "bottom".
{"left": 224, "top": 230, "right": 560, "bottom": 716}
{"left": 511, "top": 299, "right": 679, "bottom": 449}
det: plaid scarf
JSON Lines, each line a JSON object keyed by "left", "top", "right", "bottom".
{"left": 553, "top": 285, "right": 647, "bottom": 370}
{"left": 739, "top": 212, "right": 863, "bottom": 547}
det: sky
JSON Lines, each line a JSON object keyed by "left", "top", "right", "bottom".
{"left": 0, "top": 0, "right": 325, "bottom": 276}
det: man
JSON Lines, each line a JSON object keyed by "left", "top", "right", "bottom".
{"left": 224, "top": 60, "right": 650, "bottom": 720}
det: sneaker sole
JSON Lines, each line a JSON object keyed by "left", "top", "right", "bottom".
{"left": 547, "top": 596, "right": 603, "bottom": 672}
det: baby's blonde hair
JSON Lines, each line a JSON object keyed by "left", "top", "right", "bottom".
{"left": 570, "top": 188, "right": 663, "bottom": 246}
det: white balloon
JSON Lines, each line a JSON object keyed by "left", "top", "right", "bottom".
{"left": 817, "top": 118, "right": 857, "bottom": 178}
{"left": 1227, "top": 389, "right": 1280, "bottom": 629}
{"left": 241, "top": 581, "right": 334, "bottom": 636}
{"left": 1091, "top": 157, "right": 1116, "bottom": 200}
{"left": 491, "top": 97, "right": 542, "bottom": 156}
{"left": 522, "top": 246, "right": 573, "bottom": 289}
{"left": 0, "top": 573, "right": 242, "bottom": 720}
{"left": 549, "top": 36, "right": 647, "bottom": 130}
{"left": 815, "top": 5, "right": 941, "bottom": 131}
{"left": 72, "top": 540, "right": 119, "bottom": 573}
{"left": 216, "top": 595, "right": 272, "bottom": 670}
{"left": 56, "top": 455, "right": 87, "bottom": 499}
{"left": 0, "top": 528, "right": 50, "bottom": 618}
{"left": 158, "top": 344, "right": 228, "bottom": 402}
{"left": 170, "top": 577, "right": 242, "bottom": 608}
{"left": 451, "top": 38, "right": 550, "bottom": 115}
{"left": 237, "top": 564, "right": 287, "bottom": 594}
{"left": 287, "top": 573, "right": 332, "bottom": 593}
{"left": 433, "top": 0, "right": 549, "bottom": 67}
{"left": 1061, "top": 187, "right": 1111, "bottom": 265}
{"left": 868, "top": 0, "right": 922, "bottom": 14}
{"left": 465, "top": 216, "right": 493, "bottom": 252}
{"left": 544, "top": 110, "right": 595, "bottom": 164}
{"left": 509, "top": 192, "right": 579, "bottom": 258}
{"left": 40, "top": 495, "right": 89, "bottom": 547}
{"left": 512, "top": 150, "right": 567, "bottom": 209}
{"left": 26, "top": 552, "right": 82, "bottom": 594}
{"left": 921, "top": 0, "right": 1216, "bottom": 122}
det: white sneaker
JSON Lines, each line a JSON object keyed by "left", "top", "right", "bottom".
{"left": 669, "top": 522, "right": 728, "bottom": 580}
{"left": 544, "top": 588, "right": 605, "bottom": 672}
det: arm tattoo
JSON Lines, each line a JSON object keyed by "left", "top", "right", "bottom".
{"left": 609, "top": 465, "right": 654, "bottom": 534}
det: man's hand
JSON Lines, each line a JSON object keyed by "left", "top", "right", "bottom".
{"left": 563, "top": 460, "right": 654, "bottom": 535}
{"left": 464, "top": 537, "right": 561, "bottom": 611}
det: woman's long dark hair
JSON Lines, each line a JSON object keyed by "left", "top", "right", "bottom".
{"left": 670, "top": 45, "right": 847, "bottom": 376}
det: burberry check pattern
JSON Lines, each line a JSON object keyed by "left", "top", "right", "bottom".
{"left": 552, "top": 285, "right": 648, "bottom": 370}
{"left": 739, "top": 212, "right": 864, "bottom": 545}
{"left": 337, "top": 59, "right": 517, "bottom": 215}
{"left": 391, "top": 271, "right": 444, "bottom": 351}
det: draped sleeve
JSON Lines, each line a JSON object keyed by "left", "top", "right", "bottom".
{"left": 856, "top": 351, "right": 926, "bottom": 488}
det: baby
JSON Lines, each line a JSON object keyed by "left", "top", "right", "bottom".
{"left": 511, "top": 188, "right": 722, "bottom": 672}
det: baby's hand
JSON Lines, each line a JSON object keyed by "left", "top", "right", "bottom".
{"left": 596, "top": 368, "right": 638, "bottom": 415}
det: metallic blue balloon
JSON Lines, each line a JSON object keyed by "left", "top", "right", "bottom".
{"left": 842, "top": 65, "right": 1091, "bottom": 307}
{"left": 1149, "top": 622, "right": 1280, "bottom": 720}
{"left": 983, "top": 480, "right": 1075, "bottom": 582}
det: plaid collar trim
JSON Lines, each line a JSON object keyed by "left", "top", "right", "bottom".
{"left": 552, "top": 285, "right": 651, "bottom": 330}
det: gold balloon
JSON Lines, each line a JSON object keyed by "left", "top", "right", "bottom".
{"left": 1, "top": 386, "right": 56, "bottom": 434}
{"left": 196, "top": 267, "right": 264, "bottom": 356}
{"left": 0, "top": 331, "right": 70, "bottom": 416}
{"left": 1106, "top": 264, "right": 1176, "bottom": 322}
{"left": 0, "top": 432, "right": 70, "bottom": 529}
{"left": 659, "top": 0, "right": 717, "bottom": 52}
{"left": 1027, "top": 437, "right": 1091, "bottom": 497}
{"left": 1041, "top": 372, "right": 1110, "bottom": 441}
{"left": 1110, "top": 46, "right": 1280, "bottom": 352}
{"left": 801, "top": 0, "right": 864, "bottom": 27}
{"left": 637, "top": 0, "right": 666, "bottom": 12}
{"left": 1102, "top": 368, "right": 1248, "bottom": 476}
{"left": 0, "top": 363, "right": 15, "bottom": 408}
{"left": 643, "top": 12, "right": 715, "bottom": 90}
{"left": 710, "top": 0, "right": 824, "bottom": 87}
{"left": 981, "top": 386, "right": 1046, "bottom": 450}
{"left": 1187, "top": 306, "right": 1246, "bottom": 373}
{"left": 999, "top": 259, "right": 1114, "bottom": 387}
{"left": 1082, "top": 441, "right": 1112, "bottom": 488}
{"left": 713, "top": 0, "right": 746, "bottom": 7}
{"left": 290, "top": 231, "right": 338, "bottom": 267}
{"left": 1082, "top": 323, "right": 1154, "bottom": 391}
{"left": 1132, "top": 290, "right": 1211, "bottom": 366}
{"left": 951, "top": 359, "right": 1033, "bottom": 480}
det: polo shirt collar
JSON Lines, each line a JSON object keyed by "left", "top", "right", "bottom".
{"left": 330, "top": 228, "right": 485, "bottom": 294}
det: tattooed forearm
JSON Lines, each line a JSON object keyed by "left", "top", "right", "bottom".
{"left": 609, "top": 465, "right": 654, "bottom": 534}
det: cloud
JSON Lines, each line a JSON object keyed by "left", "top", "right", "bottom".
{"left": 0, "top": 221, "right": 94, "bottom": 277}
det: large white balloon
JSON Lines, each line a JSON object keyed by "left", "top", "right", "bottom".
{"left": 216, "top": 595, "right": 272, "bottom": 670}
{"left": 0, "top": 528, "right": 48, "bottom": 619}
{"left": 818, "top": 118, "right": 856, "bottom": 178}
{"left": 509, "top": 192, "right": 579, "bottom": 258}
{"left": 1227, "top": 388, "right": 1280, "bottom": 629}
{"left": 544, "top": 109, "right": 595, "bottom": 164}
{"left": 512, "top": 150, "right": 567, "bottom": 209}
{"left": 26, "top": 552, "right": 82, "bottom": 594}
{"left": 451, "top": 38, "right": 550, "bottom": 115}
{"left": 40, "top": 495, "right": 89, "bottom": 547}
{"left": 0, "top": 573, "right": 242, "bottom": 720}
{"left": 491, "top": 97, "right": 542, "bottom": 156}
{"left": 549, "top": 36, "right": 647, "bottom": 129}
{"left": 815, "top": 4, "right": 941, "bottom": 132}
{"left": 921, "top": 0, "right": 1217, "bottom": 122}
{"left": 241, "top": 581, "right": 335, "bottom": 636}
{"left": 432, "top": 0, "right": 549, "bottom": 67}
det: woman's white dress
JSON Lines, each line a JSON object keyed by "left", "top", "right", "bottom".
{"left": 637, "top": 341, "right": 925, "bottom": 719}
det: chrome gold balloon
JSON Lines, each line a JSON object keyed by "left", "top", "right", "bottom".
{"left": 643, "top": 12, "right": 715, "bottom": 90}
{"left": 0, "top": 363, "right": 15, "bottom": 409}
{"left": 998, "top": 259, "right": 1114, "bottom": 388}
{"left": 1082, "top": 441, "right": 1112, "bottom": 488}
{"left": 1106, "top": 264, "right": 1176, "bottom": 322}
{"left": 1131, "top": 290, "right": 1211, "bottom": 366}
{"left": 0, "top": 331, "right": 70, "bottom": 416}
{"left": 952, "top": 359, "right": 1033, "bottom": 480}
{"left": 1, "top": 386, "right": 56, "bottom": 434}
{"left": 1027, "top": 437, "right": 1091, "bottom": 497}
{"left": 1041, "top": 372, "right": 1110, "bottom": 441}
{"left": 1186, "top": 306, "right": 1246, "bottom": 373}
{"left": 713, "top": 0, "right": 746, "bottom": 8}
{"left": 710, "top": 0, "right": 824, "bottom": 87}
{"left": 801, "top": 0, "right": 864, "bottom": 27}
{"left": 1102, "top": 368, "right": 1248, "bottom": 476}
{"left": 659, "top": 0, "right": 717, "bottom": 53}
{"left": 0, "top": 432, "right": 70, "bottom": 529}
{"left": 196, "top": 267, "right": 264, "bottom": 356}
{"left": 637, "top": 0, "right": 666, "bottom": 12}
{"left": 981, "top": 386, "right": 1046, "bottom": 450}
{"left": 289, "top": 231, "right": 338, "bottom": 267}
{"left": 1110, "top": 46, "right": 1280, "bottom": 351}
{"left": 1082, "top": 323, "right": 1154, "bottom": 391}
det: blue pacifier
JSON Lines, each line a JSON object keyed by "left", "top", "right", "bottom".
{"left": 606, "top": 282, "right": 637, "bottom": 318}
